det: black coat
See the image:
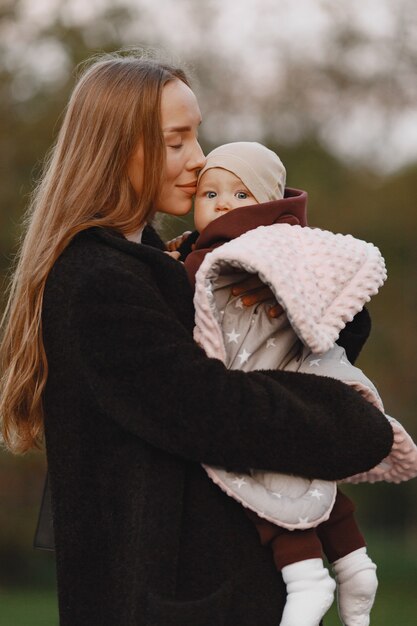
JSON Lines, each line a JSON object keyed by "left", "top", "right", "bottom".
{"left": 42, "top": 226, "right": 393, "bottom": 626}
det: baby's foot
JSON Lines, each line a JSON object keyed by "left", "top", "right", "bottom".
{"left": 280, "top": 558, "right": 335, "bottom": 626}
{"left": 333, "top": 548, "right": 378, "bottom": 626}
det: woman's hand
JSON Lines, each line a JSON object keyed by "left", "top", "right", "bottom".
{"left": 164, "top": 251, "right": 181, "bottom": 261}
{"left": 231, "top": 275, "right": 283, "bottom": 318}
{"left": 166, "top": 231, "right": 193, "bottom": 252}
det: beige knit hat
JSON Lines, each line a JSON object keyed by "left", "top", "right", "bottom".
{"left": 198, "top": 141, "right": 286, "bottom": 203}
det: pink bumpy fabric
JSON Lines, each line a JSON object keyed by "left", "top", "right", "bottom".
{"left": 194, "top": 224, "right": 386, "bottom": 360}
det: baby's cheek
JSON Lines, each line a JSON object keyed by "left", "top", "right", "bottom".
{"left": 193, "top": 201, "right": 210, "bottom": 231}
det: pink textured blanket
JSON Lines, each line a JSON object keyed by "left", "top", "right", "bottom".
{"left": 194, "top": 225, "right": 417, "bottom": 497}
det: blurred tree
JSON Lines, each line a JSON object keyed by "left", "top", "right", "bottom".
{"left": 176, "top": 0, "right": 417, "bottom": 170}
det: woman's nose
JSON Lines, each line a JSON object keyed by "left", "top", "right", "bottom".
{"left": 189, "top": 141, "right": 205, "bottom": 171}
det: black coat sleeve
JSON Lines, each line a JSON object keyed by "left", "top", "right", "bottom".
{"left": 72, "top": 265, "right": 393, "bottom": 481}
{"left": 337, "top": 307, "right": 371, "bottom": 364}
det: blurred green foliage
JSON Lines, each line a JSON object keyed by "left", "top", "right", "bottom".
{"left": 0, "top": 1, "right": 416, "bottom": 613}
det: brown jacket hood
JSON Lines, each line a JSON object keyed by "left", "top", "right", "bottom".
{"left": 185, "top": 187, "right": 308, "bottom": 286}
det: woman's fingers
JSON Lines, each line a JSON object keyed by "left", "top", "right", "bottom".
{"left": 231, "top": 274, "right": 284, "bottom": 318}
{"left": 240, "top": 286, "right": 273, "bottom": 306}
{"left": 231, "top": 275, "right": 263, "bottom": 295}
{"left": 268, "top": 303, "right": 284, "bottom": 318}
{"left": 241, "top": 291, "right": 283, "bottom": 317}
{"left": 164, "top": 250, "right": 181, "bottom": 260}
{"left": 166, "top": 231, "right": 192, "bottom": 252}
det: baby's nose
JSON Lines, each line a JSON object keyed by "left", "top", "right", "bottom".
{"left": 215, "top": 197, "right": 232, "bottom": 211}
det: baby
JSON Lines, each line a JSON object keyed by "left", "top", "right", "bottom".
{"left": 180, "top": 142, "right": 417, "bottom": 626}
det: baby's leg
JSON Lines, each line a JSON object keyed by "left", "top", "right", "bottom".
{"left": 317, "top": 490, "right": 378, "bottom": 626}
{"left": 246, "top": 511, "right": 335, "bottom": 626}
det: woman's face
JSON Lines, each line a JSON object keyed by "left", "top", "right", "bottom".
{"left": 128, "top": 79, "right": 205, "bottom": 216}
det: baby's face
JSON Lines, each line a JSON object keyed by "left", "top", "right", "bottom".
{"left": 194, "top": 168, "right": 257, "bottom": 232}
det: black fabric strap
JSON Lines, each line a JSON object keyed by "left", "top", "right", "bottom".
{"left": 33, "top": 472, "right": 55, "bottom": 551}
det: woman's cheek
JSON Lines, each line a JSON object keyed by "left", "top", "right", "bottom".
{"left": 174, "top": 153, "right": 186, "bottom": 177}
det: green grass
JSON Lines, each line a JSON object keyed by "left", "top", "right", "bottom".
{"left": 2, "top": 584, "right": 416, "bottom": 626}
{"left": 0, "top": 534, "right": 416, "bottom": 625}
{"left": 0, "top": 590, "right": 58, "bottom": 626}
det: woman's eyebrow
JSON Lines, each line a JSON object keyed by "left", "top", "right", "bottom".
{"left": 163, "top": 120, "right": 202, "bottom": 133}
{"left": 163, "top": 126, "right": 190, "bottom": 133}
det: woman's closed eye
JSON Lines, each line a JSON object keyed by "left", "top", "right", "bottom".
{"left": 169, "top": 143, "right": 184, "bottom": 150}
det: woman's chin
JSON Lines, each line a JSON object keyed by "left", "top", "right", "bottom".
{"left": 157, "top": 199, "right": 193, "bottom": 217}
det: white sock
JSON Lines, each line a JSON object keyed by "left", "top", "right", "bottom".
{"left": 332, "top": 547, "right": 378, "bottom": 626}
{"left": 280, "top": 558, "right": 336, "bottom": 626}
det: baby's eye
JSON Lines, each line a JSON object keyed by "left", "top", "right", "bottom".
{"left": 206, "top": 191, "right": 217, "bottom": 199}
{"left": 236, "top": 191, "right": 249, "bottom": 199}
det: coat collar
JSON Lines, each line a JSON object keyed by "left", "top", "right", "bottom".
{"left": 86, "top": 224, "right": 167, "bottom": 259}
{"left": 184, "top": 187, "right": 308, "bottom": 285}
{"left": 194, "top": 187, "right": 308, "bottom": 252}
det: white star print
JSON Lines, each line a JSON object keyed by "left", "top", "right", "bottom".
{"left": 309, "top": 359, "right": 321, "bottom": 367}
{"left": 232, "top": 477, "right": 247, "bottom": 489}
{"left": 226, "top": 328, "right": 241, "bottom": 344}
{"left": 308, "top": 489, "right": 324, "bottom": 500}
{"left": 298, "top": 516, "right": 310, "bottom": 524}
{"left": 235, "top": 298, "right": 244, "bottom": 309}
{"left": 340, "top": 359, "right": 349, "bottom": 366}
{"left": 266, "top": 338, "right": 276, "bottom": 348}
{"left": 237, "top": 349, "right": 251, "bottom": 365}
{"left": 272, "top": 492, "right": 282, "bottom": 498}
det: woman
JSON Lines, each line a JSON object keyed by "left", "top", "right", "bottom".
{"left": 0, "top": 52, "right": 393, "bottom": 626}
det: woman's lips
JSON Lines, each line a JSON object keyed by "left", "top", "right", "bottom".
{"left": 176, "top": 181, "right": 198, "bottom": 194}
{"left": 177, "top": 180, "right": 197, "bottom": 188}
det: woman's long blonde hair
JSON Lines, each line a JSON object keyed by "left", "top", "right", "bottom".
{"left": 0, "top": 50, "right": 189, "bottom": 454}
